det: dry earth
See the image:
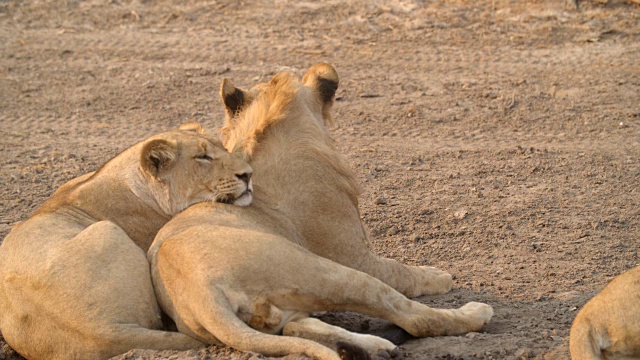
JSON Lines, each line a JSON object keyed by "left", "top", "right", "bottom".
{"left": 1, "top": 0, "right": 639, "bottom": 359}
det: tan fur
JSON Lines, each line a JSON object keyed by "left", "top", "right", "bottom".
{"left": 570, "top": 265, "right": 640, "bottom": 360}
{"left": 221, "top": 63, "right": 452, "bottom": 297}
{"left": 0, "top": 123, "right": 253, "bottom": 360}
{"left": 149, "top": 64, "right": 494, "bottom": 360}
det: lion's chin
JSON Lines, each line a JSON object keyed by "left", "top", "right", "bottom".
{"left": 232, "top": 191, "right": 253, "bottom": 207}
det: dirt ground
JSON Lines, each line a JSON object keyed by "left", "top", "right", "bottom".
{"left": 1, "top": 0, "right": 639, "bottom": 359}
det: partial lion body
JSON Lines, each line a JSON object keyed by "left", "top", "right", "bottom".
{"left": 0, "top": 125, "right": 253, "bottom": 360}
{"left": 570, "top": 265, "right": 640, "bottom": 360}
{"left": 1, "top": 215, "right": 188, "bottom": 359}
{"left": 219, "top": 64, "right": 453, "bottom": 298}
{"left": 150, "top": 64, "right": 493, "bottom": 359}
{"left": 151, "top": 202, "right": 492, "bottom": 360}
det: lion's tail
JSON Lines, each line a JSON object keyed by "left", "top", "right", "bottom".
{"left": 336, "top": 341, "right": 371, "bottom": 360}
{"left": 195, "top": 290, "right": 343, "bottom": 360}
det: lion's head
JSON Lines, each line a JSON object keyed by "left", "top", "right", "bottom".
{"left": 219, "top": 63, "right": 339, "bottom": 155}
{"left": 139, "top": 122, "right": 253, "bottom": 216}
{"left": 217, "top": 64, "right": 359, "bottom": 205}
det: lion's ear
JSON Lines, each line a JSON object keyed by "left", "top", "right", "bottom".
{"left": 179, "top": 121, "right": 206, "bottom": 134}
{"left": 141, "top": 139, "right": 177, "bottom": 178}
{"left": 302, "top": 63, "right": 339, "bottom": 124}
{"left": 220, "top": 79, "right": 250, "bottom": 118}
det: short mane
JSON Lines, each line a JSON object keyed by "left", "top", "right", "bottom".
{"left": 223, "top": 72, "right": 298, "bottom": 156}
{"left": 222, "top": 71, "right": 362, "bottom": 204}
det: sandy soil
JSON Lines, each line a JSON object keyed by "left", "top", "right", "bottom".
{"left": 1, "top": 0, "right": 639, "bottom": 359}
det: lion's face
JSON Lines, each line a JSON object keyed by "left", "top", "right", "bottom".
{"left": 140, "top": 123, "right": 253, "bottom": 215}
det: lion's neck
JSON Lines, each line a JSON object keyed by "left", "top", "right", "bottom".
{"left": 62, "top": 156, "right": 170, "bottom": 251}
{"left": 250, "top": 121, "right": 361, "bottom": 230}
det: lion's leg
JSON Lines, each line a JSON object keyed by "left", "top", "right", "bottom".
{"left": 1, "top": 221, "right": 202, "bottom": 360}
{"left": 300, "top": 201, "right": 452, "bottom": 298}
{"left": 258, "top": 244, "right": 492, "bottom": 337}
{"left": 357, "top": 252, "right": 453, "bottom": 298}
{"left": 283, "top": 317, "right": 396, "bottom": 356}
{"left": 96, "top": 325, "right": 204, "bottom": 357}
{"left": 316, "top": 276, "right": 491, "bottom": 337}
{"left": 184, "top": 289, "right": 343, "bottom": 360}
{"left": 305, "top": 219, "right": 452, "bottom": 298}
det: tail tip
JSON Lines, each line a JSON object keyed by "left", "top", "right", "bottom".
{"left": 336, "top": 341, "right": 371, "bottom": 360}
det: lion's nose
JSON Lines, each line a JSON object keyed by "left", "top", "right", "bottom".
{"left": 236, "top": 171, "right": 252, "bottom": 185}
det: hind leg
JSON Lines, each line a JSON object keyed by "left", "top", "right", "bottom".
{"left": 156, "top": 282, "right": 343, "bottom": 360}
{"left": 283, "top": 317, "right": 396, "bottom": 356}
{"left": 65, "top": 222, "right": 203, "bottom": 357}
{"left": 301, "top": 202, "right": 452, "bottom": 298}
{"left": 0, "top": 221, "right": 202, "bottom": 360}
{"left": 358, "top": 252, "right": 453, "bottom": 297}
{"left": 241, "top": 238, "right": 493, "bottom": 337}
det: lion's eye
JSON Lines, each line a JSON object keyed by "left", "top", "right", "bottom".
{"left": 194, "top": 154, "right": 213, "bottom": 161}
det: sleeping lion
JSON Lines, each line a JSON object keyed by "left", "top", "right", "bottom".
{"left": 0, "top": 123, "right": 253, "bottom": 360}
{"left": 148, "top": 64, "right": 494, "bottom": 360}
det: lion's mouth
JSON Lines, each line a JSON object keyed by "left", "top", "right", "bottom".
{"left": 217, "top": 189, "right": 253, "bottom": 207}
{"left": 215, "top": 178, "right": 253, "bottom": 207}
{"left": 232, "top": 189, "right": 253, "bottom": 207}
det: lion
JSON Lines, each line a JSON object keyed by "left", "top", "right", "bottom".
{"left": 569, "top": 265, "right": 640, "bottom": 359}
{"left": 218, "top": 63, "right": 454, "bottom": 298}
{"left": 147, "top": 64, "right": 494, "bottom": 360}
{"left": 0, "top": 123, "right": 253, "bottom": 360}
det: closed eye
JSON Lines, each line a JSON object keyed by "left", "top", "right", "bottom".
{"left": 194, "top": 154, "right": 213, "bottom": 161}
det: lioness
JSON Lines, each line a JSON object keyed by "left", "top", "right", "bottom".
{"left": 219, "top": 63, "right": 453, "bottom": 298}
{"left": 569, "top": 265, "right": 640, "bottom": 359}
{"left": 148, "top": 65, "right": 494, "bottom": 360}
{"left": 0, "top": 123, "right": 253, "bottom": 360}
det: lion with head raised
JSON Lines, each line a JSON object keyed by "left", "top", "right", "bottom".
{"left": 148, "top": 64, "right": 493, "bottom": 360}
{"left": 218, "top": 63, "right": 453, "bottom": 298}
{"left": 0, "top": 123, "right": 252, "bottom": 360}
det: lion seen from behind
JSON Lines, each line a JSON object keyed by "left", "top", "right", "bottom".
{"left": 149, "top": 64, "right": 494, "bottom": 360}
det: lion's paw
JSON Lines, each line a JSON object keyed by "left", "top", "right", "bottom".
{"left": 409, "top": 266, "right": 453, "bottom": 297}
{"left": 459, "top": 302, "right": 494, "bottom": 330}
{"left": 356, "top": 334, "right": 396, "bottom": 356}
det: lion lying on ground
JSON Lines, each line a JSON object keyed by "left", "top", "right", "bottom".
{"left": 148, "top": 64, "right": 494, "bottom": 360}
{"left": 0, "top": 123, "right": 253, "bottom": 360}
{"left": 218, "top": 63, "right": 453, "bottom": 299}
{"left": 570, "top": 265, "right": 640, "bottom": 359}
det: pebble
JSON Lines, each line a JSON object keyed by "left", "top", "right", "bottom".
{"left": 514, "top": 347, "right": 532, "bottom": 359}
{"left": 465, "top": 332, "right": 480, "bottom": 339}
{"left": 454, "top": 209, "right": 468, "bottom": 219}
{"left": 374, "top": 197, "right": 388, "bottom": 205}
{"left": 550, "top": 290, "right": 580, "bottom": 301}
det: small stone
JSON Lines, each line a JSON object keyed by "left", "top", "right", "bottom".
{"left": 551, "top": 290, "right": 580, "bottom": 301}
{"left": 514, "top": 347, "right": 532, "bottom": 359}
{"left": 454, "top": 209, "right": 468, "bottom": 219}
{"left": 374, "top": 197, "right": 388, "bottom": 205}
